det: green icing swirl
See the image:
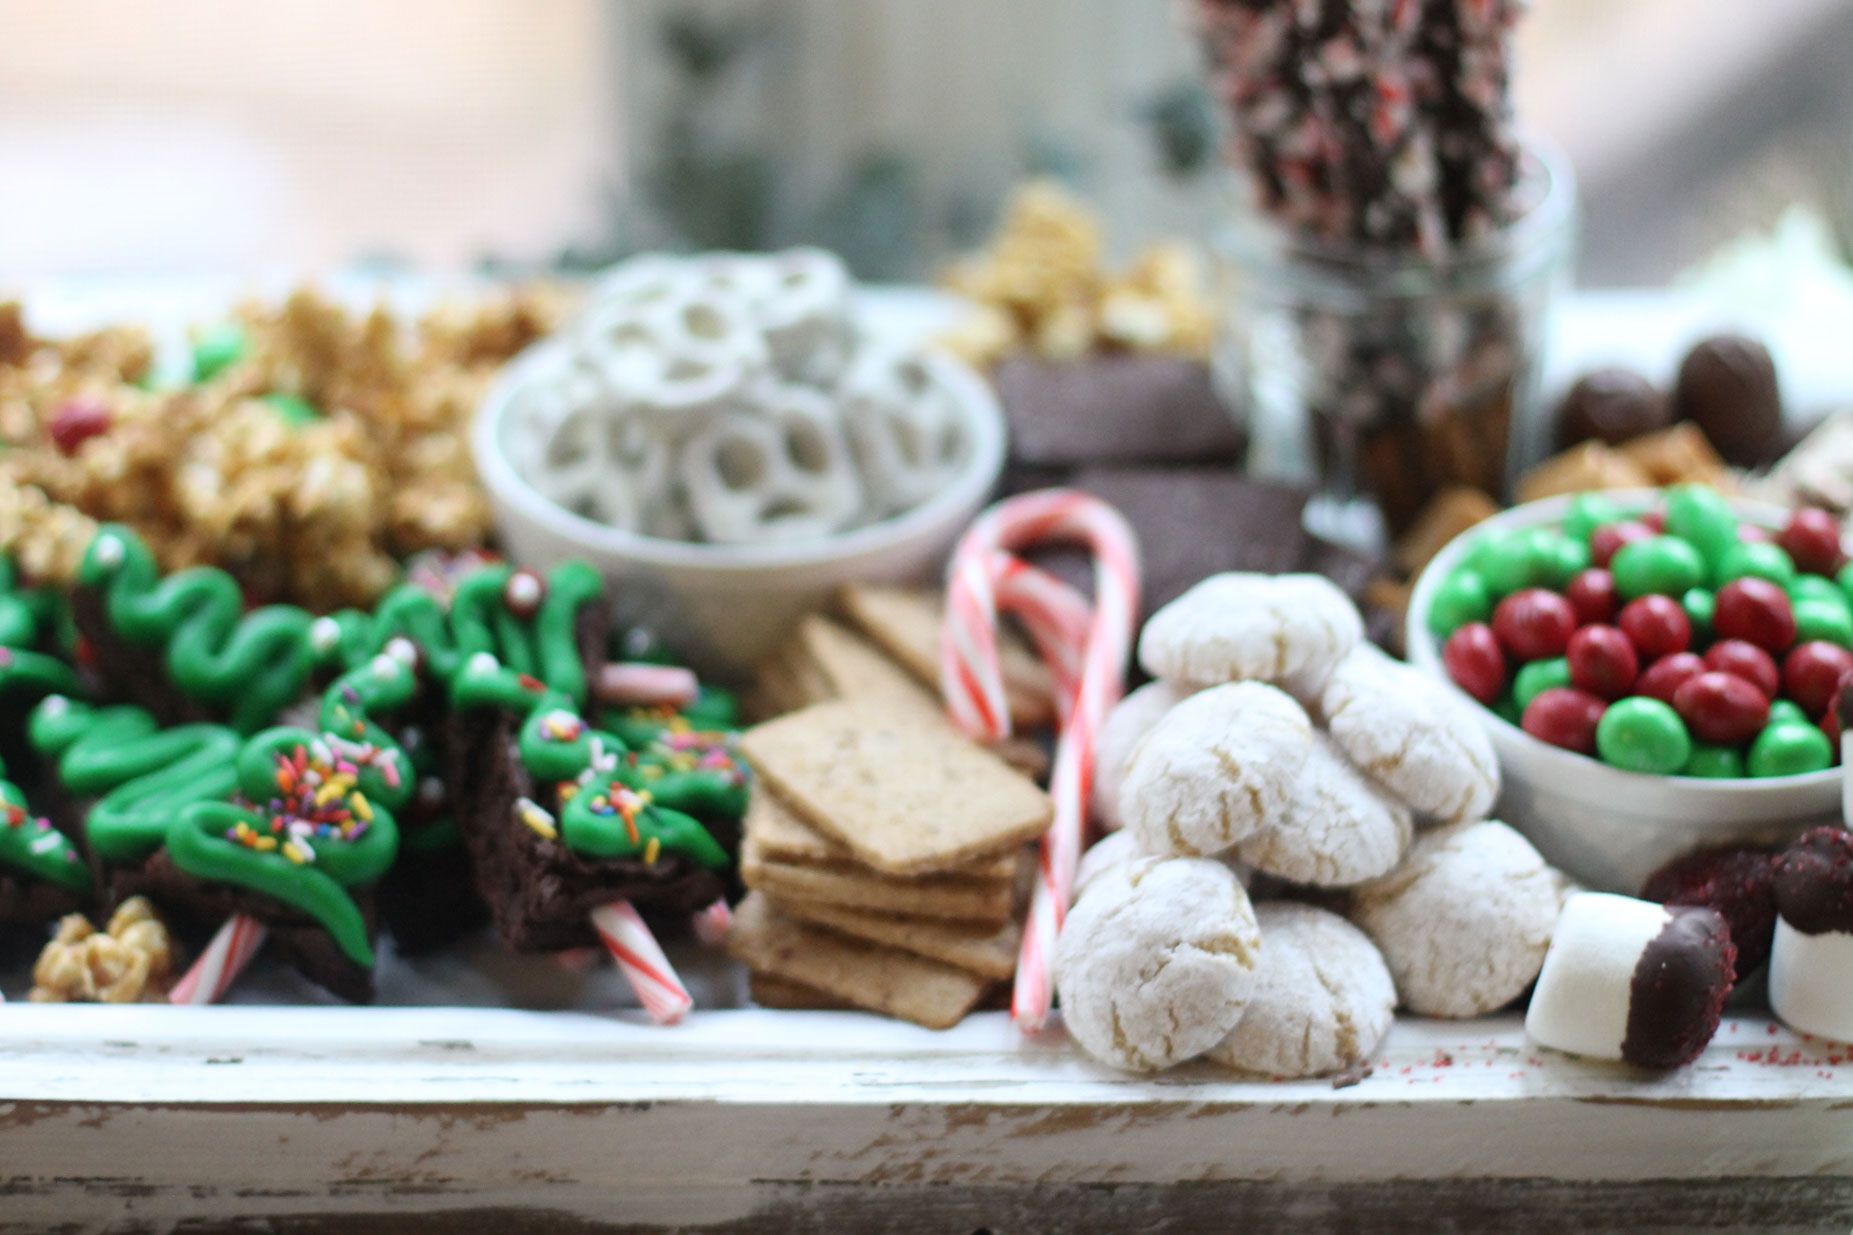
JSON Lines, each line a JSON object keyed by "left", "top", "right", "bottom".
{"left": 165, "top": 722, "right": 404, "bottom": 967}
{"left": 78, "top": 526, "right": 316, "bottom": 732}
{"left": 0, "top": 560, "right": 82, "bottom": 701}
{"left": 449, "top": 562, "right": 603, "bottom": 706}
{"left": 29, "top": 698, "right": 240, "bottom": 864}
{"left": 515, "top": 695, "right": 728, "bottom": 869}
{"left": 0, "top": 757, "right": 87, "bottom": 893}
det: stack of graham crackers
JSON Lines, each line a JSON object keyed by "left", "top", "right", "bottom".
{"left": 728, "top": 698, "right": 1055, "bottom": 1029}
{"left": 748, "top": 584, "right": 1054, "bottom": 733}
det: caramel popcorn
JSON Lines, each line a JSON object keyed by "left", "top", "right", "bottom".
{"left": 937, "top": 181, "right": 1216, "bottom": 367}
{"left": 29, "top": 896, "right": 176, "bottom": 1003}
{"left": 0, "top": 285, "right": 568, "bottom": 606}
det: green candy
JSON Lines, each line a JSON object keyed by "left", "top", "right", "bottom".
{"left": 1664, "top": 486, "right": 1739, "bottom": 572}
{"left": 1611, "top": 536, "right": 1706, "bottom": 599}
{"left": 1794, "top": 597, "right": 1853, "bottom": 647}
{"left": 1595, "top": 697, "right": 1692, "bottom": 774}
{"left": 1491, "top": 693, "right": 1523, "bottom": 726}
{"left": 1838, "top": 560, "right": 1853, "bottom": 608}
{"left": 1682, "top": 743, "right": 1745, "bottom": 779}
{"left": 1768, "top": 699, "right": 1811, "bottom": 729}
{"left": 1563, "top": 493, "right": 1629, "bottom": 544}
{"left": 1543, "top": 534, "right": 1591, "bottom": 586}
{"left": 1427, "top": 569, "right": 1492, "bottom": 637}
{"left": 1479, "top": 529, "right": 1557, "bottom": 597}
{"left": 191, "top": 323, "right": 248, "bottom": 383}
{"left": 1714, "top": 540, "right": 1796, "bottom": 589}
{"left": 1513, "top": 658, "right": 1571, "bottom": 710}
{"left": 1681, "top": 588, "right": 1714, "bottom": 638}
{"left": 1747, "top": 722, "right": 1833, "bottom": 778}
{"left": 261, "top": 392, "right": 320, "bottom": 428}
{"left": 1788, "top": 574, "right": 1846, "bottom": 609}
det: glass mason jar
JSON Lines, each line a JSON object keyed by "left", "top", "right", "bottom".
{"left": 1214, "top": 138, "right": 1577, "bottom": 549}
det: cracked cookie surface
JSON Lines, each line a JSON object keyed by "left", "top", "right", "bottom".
{"left": 1137, "top": 572, "right": 1362, "bottom": 692}
{"left": 1349, "top": 820, "right": 1564, "bottom": 1018}
{"left": 1055, "top": 856, "right": 1262, "bottom": 1072}
{"left": 1320, "top": 643, "right": 1498, "bottom": 825}
{"left": 1207, "top": 902, "right": 1395, "bottom": 1079}
{"left": 1119, "top": 681, "right": 1313, "bottom": 857}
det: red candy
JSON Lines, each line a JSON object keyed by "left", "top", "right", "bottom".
{"left": 1566, "top": 624, "right": 1638, "bottom": 700}
{"left": 1713, "top": 578, "right": 1797, "bottom": 654}
{"left": 1522, "top": 687, "right": 1607, "bottom": 754}
{"left": 1640, "top": 510, "right": 1667, "bottom": 533}
{"left": 1442, "top": 622, "right": 1507, "bottom": 705}
{"left": 1704, "top": 639, "right": 1780, "bottom": 699}
{"left": 1565, "top": 569, "right": 1619, "bottom": 625}
{"left": 49, "top": 398, "right": 112, "bottom": 456}
{"left": 1590, "top": 520, "right": 1653, "bottom": 568}
{"left": 1635, "top": 651, "right": 1706, "bottom": 706}
{"left": 1781, "top": 641, "right": 1853, "bottom": 716}
{"left": 1618, "top": 595, "right": 1692, "bottom": 660}
{"left": 1777, "top": 507, "right": 1845, "bottom": 576}
{"left": 1672, "top": 672, "right": 1770, "bottom": 745}
{"left": 1491, "top": 588, "right": 1577, "bottom": 662}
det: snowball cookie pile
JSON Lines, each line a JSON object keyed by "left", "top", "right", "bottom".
{"left": 1054, "top": 571, "right": 1569, "bottom": 1079}
{"left": 502, "top": 248, "right": 974, "bottom": 545}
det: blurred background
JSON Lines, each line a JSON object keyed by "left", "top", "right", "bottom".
{"left": 1, "top": 0, "right": 1849, "bottom": 286}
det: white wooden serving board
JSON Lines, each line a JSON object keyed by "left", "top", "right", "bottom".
{"left": 3, "top": 279, "right": 1852, "bottom": 1231}
{"left": 2, "top": 993, "right": 1851, "bottom": 1233}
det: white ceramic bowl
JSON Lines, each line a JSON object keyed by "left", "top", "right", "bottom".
{"left": 473, "top": 339, "right": 1006, "bottom": 679}
{"left": 1406, "top": 490, "right": 1841, "bottom": 894}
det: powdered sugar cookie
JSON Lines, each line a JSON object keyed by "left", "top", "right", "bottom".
{"left": 1350, "top": 820, "right": 1564, "bottom": 1018}
{"left": 1055, "top": 856, "right": 1262, "bottom": 1072}
{"left": 1137, "top": 573, "right": 1362, "bottom": 690}
{"left": 1207, "top": 902, "right": 1395, "bottom": 1078}
{"left": 1074, "top": 830, "right": 1143, "bottom": 899}
{"left": 1091, "top": 679, "right": 1194, "bottom": 831}
{"left": 1320, "top": 643, "right": 1498, "bottom": 825}
{"left": 1119, "top": 682, "right": 1313, "bottom": 857}
{"left": 1236, "top": 734, "right": 1413, "bottom": 887}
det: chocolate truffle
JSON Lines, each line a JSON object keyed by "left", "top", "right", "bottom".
{"left": 1553, "top": 367, "right": 1669, "bottom": 450}
{"left": 1673, "top": 334, "right": 1782, "bottom": 466}
{"left": 1768, "top": 827, "right": 1853, "bottom": 1040}
{"left": 1641, "top": 844, "right": 1778, "bottom": 982}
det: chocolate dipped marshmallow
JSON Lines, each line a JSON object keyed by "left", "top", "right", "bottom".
{"left": 1768, "top": 827, "right": 1853, "bottom": 1042}
{"left": 1525, "top": 892, "right": 1736, "bottom": 1068}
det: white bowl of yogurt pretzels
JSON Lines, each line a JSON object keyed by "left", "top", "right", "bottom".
{"left": 473, "top": 249, "right": 1006, "bottom": 676}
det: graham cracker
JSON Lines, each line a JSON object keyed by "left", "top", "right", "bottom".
{"left": 741, "top": 834, "right": 1018, "bottom": 923}
{"left": 837, "top": 584, "right": 1056, "bottom": 729}
{"left": 726, "top": 893, "right": 992, "bottom": 1030}
{"left": 744, "top": 787, "right": 1019, "bottom": 881}
{"left": 749, "top": 971, "right": 856, "bottom": 1011}
{"left": 776, "top": 896, "right": 1022, "bottom": 980}
{"left": 741, "top": 700, "right": 1054, "bottom": 876}
{"left": 792, "top": 615, "right": 944, "bottom": 718}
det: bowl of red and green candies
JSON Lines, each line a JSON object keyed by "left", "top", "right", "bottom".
{"left": 1406, "top": 487, "right": 1846, "bottom": 893}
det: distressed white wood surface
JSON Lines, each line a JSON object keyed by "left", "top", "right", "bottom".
{"left": 1, "top": 1005, "right": 1850, "bottom": 1233}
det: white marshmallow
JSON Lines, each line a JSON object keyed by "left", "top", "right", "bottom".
{"left": 1769, "top": 919, "right": 1853, "bottom": 1041}
{"left": 1525, "top": 893, "right": 1674, "bottom": 1062}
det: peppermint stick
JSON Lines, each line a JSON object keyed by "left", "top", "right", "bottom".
{"left": 591, "top": 901, "right": 694, "bottom": 1025}
{"left": 169, "top": 913, "right": 268, "bottom": 1005}
{"left": 941, "top": 490, "right": 1140, "bottom": 1031}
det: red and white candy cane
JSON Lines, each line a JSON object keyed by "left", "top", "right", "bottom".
{"left": 941, "top": 490, "right": 1140, "bottom": 1032}
{"left": 590, "top": 900, "right": 693, "bottom": 1025}
{"left": 169, "top": 913, "right": 268, "bottom": 1005}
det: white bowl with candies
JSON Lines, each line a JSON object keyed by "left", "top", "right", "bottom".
{"left": 473, "top": 249, "right": 1005, "bottom": 674}
{"left": 1407, "top": 487, "right": 1845, "bottom": 893}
